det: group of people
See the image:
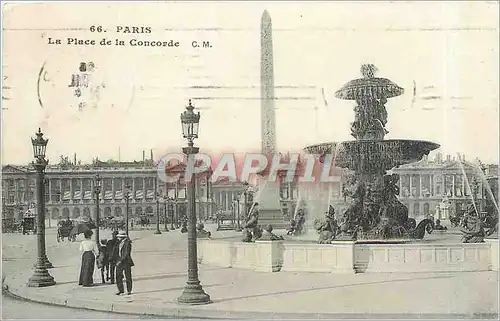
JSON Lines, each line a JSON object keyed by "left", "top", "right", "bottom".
{"left": 78, "top": 229, "right": 134, "bottom": 295}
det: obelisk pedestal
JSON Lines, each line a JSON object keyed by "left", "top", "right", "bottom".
{"left": 256, "top": 176, "right": 288, "bottom": 230}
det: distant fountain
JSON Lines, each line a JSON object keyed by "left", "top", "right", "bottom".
{"left": 303, "top": 64, "right": 440, "bottom": 241}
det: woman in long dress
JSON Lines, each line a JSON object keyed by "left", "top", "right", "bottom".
{"left": 79, "top": 230, "right": 99, "bottom": 287}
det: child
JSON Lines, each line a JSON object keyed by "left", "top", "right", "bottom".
{"left": 97, "top": 239, "right": 109, "bottom": 284}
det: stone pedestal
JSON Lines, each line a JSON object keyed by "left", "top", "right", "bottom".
{"left": 485, "top": 238, "right": 498, "bottom": 271}
{"left": 331, "top": 241, "right": 356, "bottom": 274}
{"left": 257, "top": 177, "right": 287, "bottom": 229}
{"left": 255, "top": 240, "right": 283, "bottom": 272}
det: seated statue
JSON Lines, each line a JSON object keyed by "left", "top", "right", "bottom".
{"left": 316, "top": 207, "right": 339, "bottom": 244}
{"left": 484, "top": 213, "right": 499, "bottom": 236}
{"left": 196, "top": 222, "right": 211, "bottom": 239}
{"left": 242, "top": 229, "right": 253, "bottom": 242}
{"left": 487, "top": 222, "right": 499, "bottom": 237}
{"left": 461, "top": 216, "right": 485, "bottom": 243}
{"left": 242, "top": 206, "right": 262, "bottom": 242}
{"left": 286, "top": 219, "right": 297, "bottom": 236}
{"left": 295, "top": 209, "right": 306, "bottom": 235}
{"left": 287, "top": 209, "right": 306, "bottom": 236}
{"left": 259, "top": 225, "right": 284, "bottom": 241}
{"left": 434, "top": 219, "right": 447, "bottom": 231}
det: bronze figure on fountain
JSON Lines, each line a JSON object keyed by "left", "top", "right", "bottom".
{"left": 315, "top": 206, "right": 341, "bottom": 243}
{"left": 242, "top": 203, "right": 263, "bottom": 242}
{"left": 287, "top": 208, "right": 306, "bottom": 236}
{"left": 196, "top": 222, "right": 211, "bottom": 239}
{"left": 461, "top": 216, "right": 486, "bottom": 243}
{"left": 260, "top": 224, "right": 284, "bottom": 241}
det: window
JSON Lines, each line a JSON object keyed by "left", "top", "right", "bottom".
{"left": 134, "top": 178, "right": 143, "bottom": 190}
{"left": 413, "top": 203, "right": 420, "bottom": 216}
{"left": 423, "top": 203, "right": 430, "bottom": 215}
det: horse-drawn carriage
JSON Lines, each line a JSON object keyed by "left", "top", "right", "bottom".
{"left": 22, "top": 210, "right": 36, "bottom": 235}
{"left": 2, "top": 218, "right": 18, "bottom": 233}
{"left": 57, "top": 219, "right": 76, "bottom": 242}
{"left": 136, "top": 215, "right": 150, "bottom": 228}
{"left": 107, "top": 217, "right": 126, "bottom": 231}
{"left": 62, "top": 218, "right": 98, "bottom": 241}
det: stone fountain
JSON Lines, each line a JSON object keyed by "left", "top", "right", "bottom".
{"left": 198, "top": 64, "right": 497, "bottom": 274}
{"left": 304, "top": 64, "right": 440, "bottom": 241}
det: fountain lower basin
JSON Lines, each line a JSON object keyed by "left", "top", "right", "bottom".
{"left": 197, "top": 234, "right": 498, "bottom": 274}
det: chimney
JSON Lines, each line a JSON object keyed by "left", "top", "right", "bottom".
{"left": 150, "top": 149, "right": 153, "bottom": 162}
{"left": 142, "top": 150, "right": 145, "bottom": 163}
{"left": 74, "top": 153, "right": 77, "bottom": 165}
{"left": 446, "top": 155, "right": 451, "bottom": 162}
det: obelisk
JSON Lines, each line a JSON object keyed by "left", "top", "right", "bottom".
{"left": 261, "top": 9, "right": 277, "bottom": 155}
{"left": 257, "top": 10, "right": 287, "bottom": 229}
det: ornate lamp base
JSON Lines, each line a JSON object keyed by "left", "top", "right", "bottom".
{"left": 164, "top": 227, "right": 170, "bottom": 232}
{"left": 154, "top": 230, "right": 162, "bottom": 235}
{"left": 34, "top": 255, "right": 53, "bottom": 269}
{"left": 27, "top": 265, "right": 56, "bottom": 287}
{"left": 42, "top": 255, "right": 54, "bottom": 268}
{"left": 177, "top": 283, "right": 211, "bottom": 305}
{"left": 170, "top": 226, "right": 176, "bottom": 231}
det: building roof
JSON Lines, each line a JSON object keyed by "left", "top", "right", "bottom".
{"left": 2, "top": 165, "right": 30, "bottom": 174}
{"left": 394, "top": 155, "right": 478, "bottom": 171}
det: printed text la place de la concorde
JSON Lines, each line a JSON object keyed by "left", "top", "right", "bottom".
{"left": 46, "top": 25, "right": 212, "bottom": 48}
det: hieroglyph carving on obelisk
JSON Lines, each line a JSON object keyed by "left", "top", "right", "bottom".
{"left": 261, "top": 10, "right": 277, "bottom": 156}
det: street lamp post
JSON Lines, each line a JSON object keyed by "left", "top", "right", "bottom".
{"left": 94, "top": 174, "right": 101, "bottom": 244}
{"left": 169, "top": 200, "right": 175, "bottom": 230}
{"left": 28, "top": 128, "right": 56, "bottom": 287}
{"left": 236, "top": 195, "right": 241, "bottom": 231}
{"left": 124, "top": 185, "right": 130, "bottom": 236}
{"left": 163, "top": 196, "right": 169, "bottom": 232}
{"left": 177, "top": 99, "right": 211, "bottom": 305}
{"left": 243, "top": 182, "right": 249, "bottom": 220}
{"left": 231, "top": 202, "right": 235, "bottom": 227}
{"left": 155, "top": 192, "right": 162, "bottom": 235}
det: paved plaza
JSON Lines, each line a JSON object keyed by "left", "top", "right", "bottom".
{"left": 2, "top": 225, "right": 498, "bottom": 319}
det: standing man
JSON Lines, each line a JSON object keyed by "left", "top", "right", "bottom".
{"left": 105, "top": 230, "right": 119, "bottom": 284}
{"left": 113, "top": 231, "right": 134, "bottom": 295}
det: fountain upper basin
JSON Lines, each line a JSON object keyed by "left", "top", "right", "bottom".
{"left": 304, "top": 139, "right": 440, "bottom": 173}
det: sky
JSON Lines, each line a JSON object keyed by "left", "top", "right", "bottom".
{"left": 1, "top": 1, "right": 499, "bottom": 165}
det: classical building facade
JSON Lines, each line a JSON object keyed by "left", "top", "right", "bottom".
{"left": 4, "top": 153, "right": 496, "bottom": 227}
{"left": 211, "top": 180, "right": 247, "bottom": 215}
{"left": 2, "top": 158, "right": 215, "bottom": 224}
{"left": 392, "top": 153, "right": 494, "bottom": 221}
